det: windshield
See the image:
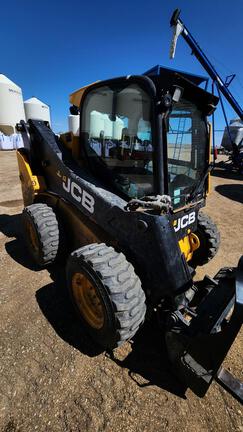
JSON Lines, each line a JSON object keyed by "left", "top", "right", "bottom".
{"left": 81, "top": 82, "right": 153, "bottom": 199}
{"left": 167, "top": 99, "right": 208, "bottom": 209}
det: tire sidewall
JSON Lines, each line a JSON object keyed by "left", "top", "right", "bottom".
{"left": 22, "top": 211, "right": 45, "bottom": 265}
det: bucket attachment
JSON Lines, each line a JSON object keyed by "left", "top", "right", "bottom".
{"left": 166, "top": 257, "right": 243, "bottom": 401}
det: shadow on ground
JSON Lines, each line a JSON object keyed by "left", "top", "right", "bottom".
{"left": 107, "top": 321, "right": 187, "bottom": 398}
{"left": 36, "top": 265, "right": 186, "bottom": 398}
{"left": 35, "top": 268, "right": 105, "bottom": 357}
{"left": 0, "top": 213, "right": 39, "bottom": 271}
{"left": 0, "top": 199, "right": 23, "bottom": 208}
{"left": 1, "top": 213, "right": 187, "bottom": 398}
{"left": 0, "top": 213, "right": 22, "bottom": 238}
{"left": 212, "top": 164, "right": 243, "bottom": 181}
{"left": 215, "top": 184, "right": 243, "bottom": 204}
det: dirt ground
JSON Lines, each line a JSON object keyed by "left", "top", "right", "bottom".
{"left": 0, "top": 151, "right": 242, "bottom": 432}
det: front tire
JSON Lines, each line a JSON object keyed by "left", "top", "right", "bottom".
{"left": 66, "top": 243, "right": 146, "bottom": 350}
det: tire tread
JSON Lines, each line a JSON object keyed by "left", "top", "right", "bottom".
{"left": 190, "top": 211, "right": 220, "bottom": 266}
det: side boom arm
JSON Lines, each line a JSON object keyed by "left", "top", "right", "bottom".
{"left": 170, "top": 9, "right": 243, "bottom": 121}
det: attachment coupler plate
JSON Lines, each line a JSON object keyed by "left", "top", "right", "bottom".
{"left": 166, "top": 256, "right": 243, "bottom": 399}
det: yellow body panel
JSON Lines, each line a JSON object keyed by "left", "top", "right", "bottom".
{"left": 69, "top": 81, "right": 100, "bottom": 108}
{"left": 59, "top": 132, "right": 82, "bottom": 160}
{"left": 178, "top": 232, "right": 200, "bottom": 262}
{"left": 59, "top": 132, "right": 73, "bottom": 150}
{"left": 17, "top": 149, "right": 46, "bottom": 206}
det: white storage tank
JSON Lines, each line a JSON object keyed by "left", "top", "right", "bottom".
{"left": 68, "top": 114, "right": 80, "bottom": 136}
{"left": 103, "top": 114, "right": 113, "bottom": 138}
{"left": 221, "top": 118, "right": 243, "bottom": 151}
{"left": 113, "top": 116, "right": 124, "bottom": 140}
{"left": 0, "top": 74, "right": 26, "bottom": 135}
{"left": 24, "top": 97, "right": 51, "bottom": 125}
{"left": 90, "top": 111, "right": 105, "bottom": 138}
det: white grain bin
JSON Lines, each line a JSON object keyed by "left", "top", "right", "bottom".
{"left": 103, "top": 114, "right": 113, "bottom": 138}
{"left": 0, "top": 74, "right": 26, "bottom": 135}
{"left": 24, "top": 97, "right": 51, "bottom": 125}
{"left": 113, "top": 116, "right": 124, "bottom": 140}
{"left": 90, "top": 111, "right": 105, "bottom": 138}
{"left": 68, "top": 114, "right": 80, "bottom": 136}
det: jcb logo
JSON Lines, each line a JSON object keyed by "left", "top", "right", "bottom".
{"left": 174, "top": 211, "right": 196, "bottom": 232}
{"left": 62, "top": 176, "right": 95, "bottom": 214}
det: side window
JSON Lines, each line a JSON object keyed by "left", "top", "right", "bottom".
{"left": 81, "top": 83, "right": 154, "bottom": 199}
{"left": 167, "top": 100, "right": 208, "bottom": 208}
{"left": 168, "top": 115, "right": 192, "bottom": 162}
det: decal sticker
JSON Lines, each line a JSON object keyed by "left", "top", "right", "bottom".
{"left": 61, "top": 176, "right": 95, "bottom": 214}
{"left": 174, "top": 211, "right": 196, "bottom": 232}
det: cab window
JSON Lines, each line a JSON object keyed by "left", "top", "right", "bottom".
{"left": 81, "top": 82, "right": 153, "bottom": 199}
{"left": 167, "top": 99, "right": 208, "bottom": 208}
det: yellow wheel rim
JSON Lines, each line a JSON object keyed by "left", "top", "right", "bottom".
{"left": 189, "top": 232, "right": 200, "bottom": 252}
{"left": 26, "top": 221, "right": 39, "bottom": 252}
{"left": 72, "top": 272, "right": 105, "bottom": 330}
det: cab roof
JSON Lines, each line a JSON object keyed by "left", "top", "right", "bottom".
{"left": 69, "top": 65, "right": 217, "bottom": 114}
{"left": 144, "top": 65, "right": 208, "bottom": 88}
{"left": 144, "top": 64, "right": 218, "bottom": 114}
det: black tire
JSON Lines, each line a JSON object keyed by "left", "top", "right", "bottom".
{"left": 189, "top": 211, "right": 220, "bottom": 267}
{"left": 22, "top": 203, "right": 60, "bottom": 267}
{"left": 66, "top": 243, "right": 146, "bottom": 350}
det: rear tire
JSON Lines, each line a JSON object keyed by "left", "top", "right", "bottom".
{"left": 66, "top": 243, "right": 146, "bottom": 350}
{"left": 189, "top": 211, "right": 220, "bottom": 267}
{"left": 22, "top": 203, "right": 60, "bottom": 267}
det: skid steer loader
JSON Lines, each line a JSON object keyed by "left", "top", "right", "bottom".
{"left": 16, "top": 60, "right": 242, "bottom": 400}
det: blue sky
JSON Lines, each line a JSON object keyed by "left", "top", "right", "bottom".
{"left": 2, "top": 0, "right": 243, "bottom": 144}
